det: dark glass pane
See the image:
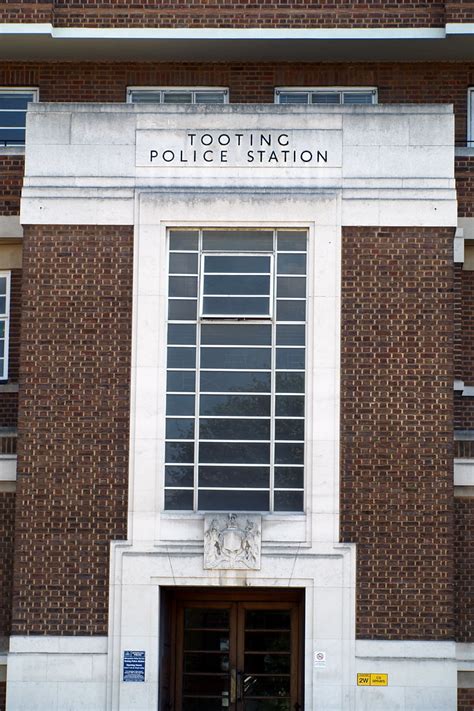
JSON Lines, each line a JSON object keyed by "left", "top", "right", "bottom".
{"left": 245, "top": 631, "right": 290, "bottom": 652}
{"left": 201, "top": 347, "right": 271, "bottom": 370}
{"left": 203, "top": 297, "right": 270, "bottom": 316}
{"left": 182, "top": 701, "right": 224, "bottom": 711}
{"left": 277, "top": 254, "right": 306, "bottom": 275}
{"left": 245, "top": 702, "right": 290, "bottom": 711}
{"left": 0, "top": 277, "right": 6, "bottom": 295}
{"left": 164, "top": 489, "right": 193, "bottom": 510}
{"left": 167, "top": 370, "right": 196, "bottom": 392}
{"left": 166, "top": 418, "right": 195, "bottom": 439}
{"left": 0, "top": 111, "right": 27, "bottom": 127}
{"left": 276, "top": 325, "right": 305, "bottom": 346}
{"left": 275, "top": 443, "right": 304, "bottom": 465}
{"left": 199, "top": 418, "right": 270, "bottom": 440}
{"left": 195, "top": 91, "right": 226, "bottom": 104}
{"left": 169, "top": 253, "right": 199, "bottom": 274}
{"left": 198, "top": 489, "right": 269, "bottom": 511}
{"left": 184, "top": 630, "right": 229, "bottom": 651}
{"left": 205, "top": 255, "right": 271, "bottom": 273}
{"left": 277, "top": 230, "right": 307, "bottom": 251}
{"left": 168, "top": 300, "right": 197, "bottom": 320}
{"left": 276, "top": 300, "right": 306, "bottom": 322}
{"left": 276, "top": 277, "right": 306, "bottom": 298}
{"left": 275, "top": 396, "right": 304, "bottom": 417}
{"left": 163, "top": 91, "right": 193, "bottom": 104}
{"left": 274, "top": 490, "right": 304, "bottom": 512}
{"left": 167, "top": 347, "right": 196, "bottom": 368}
{"left": 166, "top": 394, "right": 195, "bottom": 416}
{"left": 168, "top": 324, "right": 196, "bottom": 345}
{"left": 311, "top": 92, "right": 340, "bottom": 104}
{"left": 199, "top": 442, "right": 270, "bottom": 464}
{"left": 202, "top": 230, "right": 273, "bottom": 251}
{"left": 165, "top": 442, "right": 194, "bottom": 463}
{"left": 200, "top": 394, "right": 270, "bottom": 417}
{"left": 204, "top": 274, "right": 270, "bottom": 296}
{"left": 184, "top": 653, "right": 230, "bottom": 673}
{"left": 184, "top": 608, "right": 229, "bottom": 629}
{"left": 343, "top": 91, "right": 373, "bottom": 105}
{"left": 0, "top": 94, "right": 33, "bottom": 110}
{"left": 275, "top": 467, "right": 304, "bottom": 489}
{"left": 169, "top": 230, "right": 199, "bottom": 251}
{"left": 245, "top": 610, "right": 291, "bottom": 630}
{"left": 0, "top": 128, "right": 25, "bottom": 144}
{"left": 275, "top": 372, "right": 305, "bottom": 393}
{"left": 278, "top": 92, "right": 308, "bottom": 104}
{"left": 275, "top": 419, "right": 304, "bottom": 441}
{"left": 245, "top": 653, "right": 291, "bottom": 674}
{"left": 201, "top": 324, "right": 271, "bottom": 346}
{"left": 199, "top": 466, "right": 269, "bottom": 488}
{"left": 183, "top": 674, "right": 228, "bottom": 695}
{"left": 276, "top": 348, "right": 305, "bottom": 370}
{"left": 165, "top": 466, "right": 194, "bottom": 487}
{"left": 169, "top": 276, "right": 198, "bottom": 297}
{"left": 201, "top": 371, "right": 271, "bottom": 393}
{"left": 0, "top": 297, "right": 5, "bottom": 314}
{"left": 243, "top": 675, "right": 290, "bottom": 697}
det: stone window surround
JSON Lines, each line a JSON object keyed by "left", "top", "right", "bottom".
{"left": 0, "top": 270, "right": 10, "bottom": 380}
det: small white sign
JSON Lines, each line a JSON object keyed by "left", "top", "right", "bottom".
{"left": 314, "top": 651, "right": 327, "bottom": 668}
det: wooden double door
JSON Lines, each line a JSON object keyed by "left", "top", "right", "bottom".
{"left": 170, "top": 590, "right": 303, "bottom": 711}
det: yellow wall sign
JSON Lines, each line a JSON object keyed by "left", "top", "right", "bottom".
{"left": 357, "top": 673, "right": 388, "bottom": 687}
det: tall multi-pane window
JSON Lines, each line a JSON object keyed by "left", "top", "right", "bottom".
{"left": 0, "top": 272, "right": 11, "bottom": 379}
{"left": 127, "top": 87, "right": 228, "bottom": 105}
{"left": 275, "top": 87, "right": 377, "bottom": 105}
{"left": 0, "top": 88, "right": 38, "bottom": 146}
{"left": 164, "top": 229, "right": 307, "bottom": 513}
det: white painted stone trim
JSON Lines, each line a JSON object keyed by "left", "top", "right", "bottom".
{"left": 454, "top": 459, "right": 474, "bottom": 486}
{"left": 454, "top": 227, "right": 464, "bottom": 263}
{"left": 356, "top": 640, "right": 456, "bottom": 660}
{"left": 0, "top": 455, "right": 16, "bottom": 481}
{"left": 9, "top": 637, "right": 108, "bottom": 654}
{"left": 0, "top": 24, "right": 450, "bottom": 40}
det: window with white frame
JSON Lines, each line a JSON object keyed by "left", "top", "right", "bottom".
{"left": 0, "top": 88, "right": 39, "bottom": 146}
{"left": 0, "top": 272, "right": 11, "bottom": 379}
{"left": 127, "top": 87, "right": 228, "bottom": 105}
{"left": 275, "top": 87, "right": 377, "bottom": 105}
{"left": 468, "top": 88, "right": 474, "bottom": 147}
{"left": 164, "top": 228, "right": 307, "bottom": 513}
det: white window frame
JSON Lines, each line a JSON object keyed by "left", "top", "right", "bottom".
{"left": 199, "top": 251, "right": 274, "bottom": 319}
{"left": 274, "top": 86, "right": 378, "bottom": 105}
{"left": 126, "top": 86, "right": 229, "bottom": 104}
{"left": 468, "top": 88, "right": 474, "bottom": 148}
{"left": 0, "top": 87, "right": 39, "bottom": 147}
{"left": 0, "top": 271, "right": 11, "bottom": 380}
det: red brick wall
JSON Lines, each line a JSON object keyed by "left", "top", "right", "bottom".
{"left": 0, "top": 156, "right": 24, "bottom": 216}
{"left": 11, "top": 224, "right": 133, "bottom": 635}
{"left": 340, "top": 226, "right": 455, "bottom": 640}
{"left": 459, "top": 688, "right": 474, "bottom": 711}
{"left": 0, "top": 1, "right": 450, "bottom": 28}
{"left": 0, "top": 61, "right": 472, "bottom": 144}
{"left": 455, "top": 498, "right": 474, "bottom": 642}
{"left": 0, "top": 682, "right": 5, "bottom": 711}
{"left": 0, "top": 393, "right": 18, "bottom": 429}
{"left": 0, "top": 492, "right": 15, "bottom": 638}
{"left": 456, "top": 157, "right": 474, "bottom": 219}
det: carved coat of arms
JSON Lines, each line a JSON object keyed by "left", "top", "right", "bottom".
{"left": 203, "top": 513, "right": 261, "bottom": 570}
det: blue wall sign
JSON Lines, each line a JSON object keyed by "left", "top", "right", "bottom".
{"left": 123, "top": 650, "right": 146, "bottom": 682}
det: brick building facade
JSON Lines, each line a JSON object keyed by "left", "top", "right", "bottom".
{"left": 0, "top": 3, "right": 473, "bottom": 710}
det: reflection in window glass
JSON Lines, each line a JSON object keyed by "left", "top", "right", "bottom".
{"left": 165, "top": 229, "right": 307, "bottom": 512}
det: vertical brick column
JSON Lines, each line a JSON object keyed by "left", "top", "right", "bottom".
{"left": 12, "top": 225, "right": 133, "bottom": 635}
{"left": 340, "top": 226, "right": 455, "bottom": 640}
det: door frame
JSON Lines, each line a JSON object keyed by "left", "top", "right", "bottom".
{"left": 167, "top": 587, "right": 304, "bottom": 711}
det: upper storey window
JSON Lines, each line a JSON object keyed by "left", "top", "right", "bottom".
{"left": 469, "top": 88, "right": 474, "bottom": 147}
{"left": 275, "top": 87, "right": 377, "bottom": 105}
{"left": 0, "top": 272, "right": 10, "bottom": 379}
{"left": 0, "top": 88, "right": 38, "bottom": 146}
{"left": 127, "top": 87, "right": 229, "bottom": 105}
